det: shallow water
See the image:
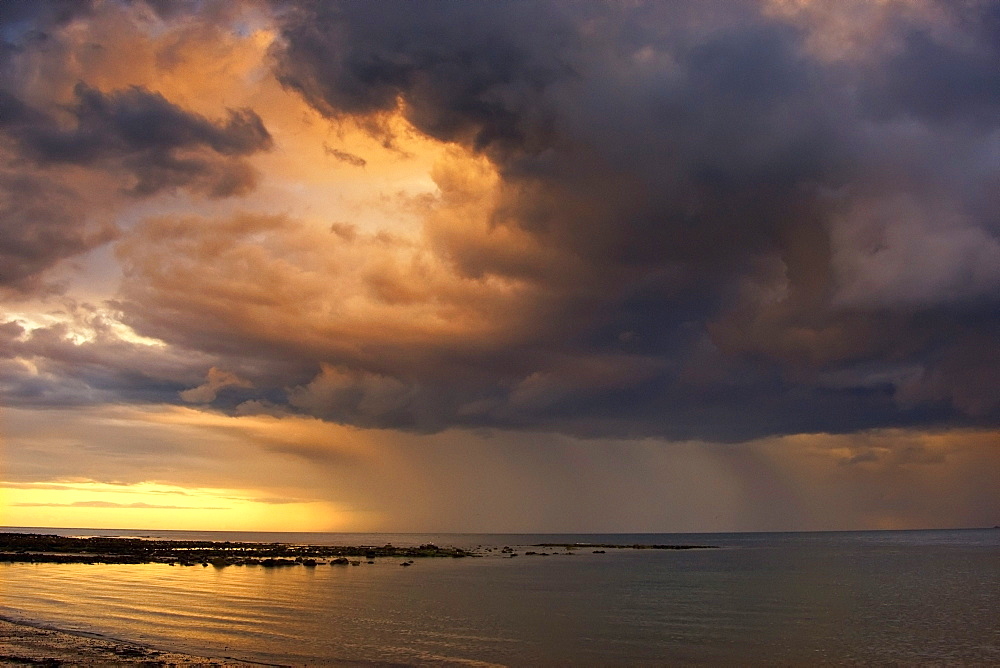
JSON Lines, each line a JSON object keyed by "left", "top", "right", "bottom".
{"left": 2, "top": 528, "right": 998, "bottom": 665}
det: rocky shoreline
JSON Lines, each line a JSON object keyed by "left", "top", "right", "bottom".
{"left": 0, "top": 533, "right": 473, "bottom": 567}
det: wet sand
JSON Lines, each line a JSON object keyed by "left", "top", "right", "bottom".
{"left": 0, "top": 616, "right": 267, "bottom": 667}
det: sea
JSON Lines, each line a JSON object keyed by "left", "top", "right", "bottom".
{"left": 1, "top": 527, "right": 998, "bottom": 666}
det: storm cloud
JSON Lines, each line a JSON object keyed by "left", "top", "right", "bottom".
{"left": 2, "top": 0, "right": 999, "bottom": 515}
{"left": 112, "top": 0, "right": 1000, "bottom": 438}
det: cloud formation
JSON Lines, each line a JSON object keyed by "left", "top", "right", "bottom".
{"left": 97, "top": 0, "right": 1000, "bottom": 439}
{"left": 0, "top": 0, "right": 273, "bottom": 294}
{"left": 1, "top": 0, "right": 998, "bottom": 530}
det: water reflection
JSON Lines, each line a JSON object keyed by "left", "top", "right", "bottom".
{"left": 2, "top": 530, "right": 998, "bottom": 665}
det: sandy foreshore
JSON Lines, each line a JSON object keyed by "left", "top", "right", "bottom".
{"left": 0, "top": 616, "right": 270, "bottom": 667}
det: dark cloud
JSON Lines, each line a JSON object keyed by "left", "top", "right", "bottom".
{"left": 858, "top": 12, "right": 1000, "bottom": 127}
{"left": 273, "top": 0, "right": 571, "bottom": 154}
{"left": 0, "top": 0, "right": 97, "bottom": 30}
{"left": 323, "top": 144, "right": 367, "bottom": 167}
{"left": 2, "top": 83, "right": 271, "bottom": 197}
{"left": 264, "top": 0, "right": 1000, "bottom": 438}
{"left": 0, "top": 171, "right": 117, "bottom": 294}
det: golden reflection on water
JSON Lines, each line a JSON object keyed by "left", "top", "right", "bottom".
{"left": 1, "top": 558, "right": 519, "bottom": 664}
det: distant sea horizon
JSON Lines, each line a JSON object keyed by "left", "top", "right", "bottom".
{"left": 3, "top": 526, "right": 998, "bottom": 665}
{"left": 4, "top": 524, "right": 996, "bottom": 540}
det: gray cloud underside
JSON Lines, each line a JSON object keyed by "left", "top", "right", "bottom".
{"left": 0, "top": 171, "right": 118, "bottom": 294}
{"left": 4, "top": 0, "right": 1000, "bottom": 442}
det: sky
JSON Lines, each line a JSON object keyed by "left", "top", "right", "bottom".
{"left": 1, "top": 0, "right": 998, "bottom": 533}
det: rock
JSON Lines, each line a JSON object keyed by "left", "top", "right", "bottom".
{"left": 330, "top": 557, "right": 350, "bottom": 565}
{"left": 261, "top": 558, "right": 296, "bottom": 567}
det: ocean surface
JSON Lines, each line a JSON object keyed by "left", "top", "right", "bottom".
{"left": 2, "top": 527, "right": 998, "bottom": 665}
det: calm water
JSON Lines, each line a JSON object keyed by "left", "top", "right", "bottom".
{"left": 1, "top": 528, "right": 998, "bottom": 665}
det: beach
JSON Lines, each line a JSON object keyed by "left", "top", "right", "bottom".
{"left": 0, "top": 616, "right": 263, "bottom": 667}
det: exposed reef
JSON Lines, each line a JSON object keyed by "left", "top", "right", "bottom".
{"left": 0, "top": 534, "right": 473, "bottom": 566}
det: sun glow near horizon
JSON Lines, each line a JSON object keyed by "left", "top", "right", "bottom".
{"left": 0, "top": 480, "right": 357, "bottom": 533}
